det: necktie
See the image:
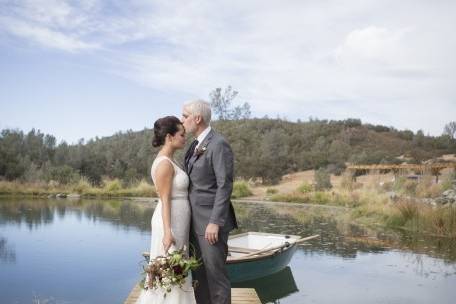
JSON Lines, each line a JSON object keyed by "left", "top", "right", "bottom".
{"left": 185, "top": 139, "right": 199, "bottom": 171}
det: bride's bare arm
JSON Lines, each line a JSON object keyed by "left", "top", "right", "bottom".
{"left": 154, "top": 161, "right": 176, "bottom": 252}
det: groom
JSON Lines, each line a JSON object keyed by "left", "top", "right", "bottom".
{"left": 181, "top": 99, "right": 238, "bottom": 304}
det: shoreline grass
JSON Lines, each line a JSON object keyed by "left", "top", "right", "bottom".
{"left": 2, "top": 173, "right": 455, "bottom": 237}
{"left": 232, "top": 180, "right": 253, "bottom": 199}
{"left": 0, "top": 179, "right": 255, "bottom": 199}
{"left": 0, "top": 179, "right": 156, "bottom": 198}
{"left": 269, "top": 172, "right": 456, "bottom": 238}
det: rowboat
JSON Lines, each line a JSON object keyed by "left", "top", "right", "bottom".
{"left": 226, "top": 232, "right": 318, "bottom": 282}
{"left": 142, "top": 232, "right": 319, "bottom": 283}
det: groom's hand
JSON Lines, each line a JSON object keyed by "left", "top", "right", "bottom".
{"left": 205, "top": 223, "right": 219, "bottom": 245}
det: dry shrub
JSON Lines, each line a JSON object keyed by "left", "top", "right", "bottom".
{"left": 415, "top": 175, "right": 441, "bottom": 198}
{"left": 266, "top": 188, "right": 278, "bottom": 195}
{"left": 232, "top": 180, "right": 252, "bottom": 198}
{"left": 297, "top": 182, "right": 312, "bottom": 193}
{"left": 104, "top": 179, "right": 122, "bottom": 192}
{"left": 402, "top": 180, "right": 418, "bottom": 195}
{"left": 73, "top": 178, "right": 92, "bottom": 194}
{"left": 396, "top": 199, "right": 419, "bottom": 221}
{"left": 270, "top": 193, "right": 311, "bottom": 204}
{"left": 133, "top": 179, "right": 156, "bottom": 197}
{"left": 426, "top": 205, "right": 456, "bottom": 237}
{"left": 380, "top": 181, "right": 394, "bottom": 192}
{"left": 340, "top": 173, "right": 355, "bottom": 191}
{"left": 440, "top": 172, "right": 455, "bottom": 191}
{"left": 389, "top": 198, "right": 456, "bottom": 237}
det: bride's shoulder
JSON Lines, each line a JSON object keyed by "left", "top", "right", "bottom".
{"left": 152, "top": 156, "right": 174, "bottom": 170}
{"left": 153, "top": 155, "right": 169, "bottom": 162}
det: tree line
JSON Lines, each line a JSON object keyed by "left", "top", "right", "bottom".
{"left": 1, "top": 118, "right": 455, "bottom": 185}
{"left": 1, "top": 86, "right": 455, "bottom": 185}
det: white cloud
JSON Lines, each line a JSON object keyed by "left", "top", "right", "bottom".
{"left": 0, "top": 16, "right": 98, "bottom": 52}
{"left": 1, "top": 0, "right": 455, "bottom": 135}
{"left": 335, "top": 26, "right": 410, "bottom": 68}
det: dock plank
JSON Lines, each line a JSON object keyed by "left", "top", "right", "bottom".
{"left": 123, "top": 285, "right": 261, "bottom": 304}
{"left": 232, "top": 288, "right": 261, "bottom": 304}
{"left": 124, "top": 284, "right": 141, "bottom": 304}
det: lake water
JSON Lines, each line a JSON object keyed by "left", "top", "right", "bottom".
{"left": 1, "top": 198, "right": 455, "bottom": 303}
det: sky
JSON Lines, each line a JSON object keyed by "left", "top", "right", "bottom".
{"left": 0, "top": 0, "right": 455, "bottom": 144}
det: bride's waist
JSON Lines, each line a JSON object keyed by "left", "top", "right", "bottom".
{"left": 157, "top": 196, "right": 188, "bottom": 201}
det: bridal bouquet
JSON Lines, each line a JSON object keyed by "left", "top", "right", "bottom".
{"left": 141, "top": 247, "right": 201, "bottom": 294}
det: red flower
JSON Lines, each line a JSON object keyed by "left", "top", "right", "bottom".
{"left": 172, "top": 265, "right": 183, "bottom": 275}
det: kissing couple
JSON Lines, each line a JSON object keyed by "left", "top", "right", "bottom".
{"left": 135, "top": 100, "right": 238, "bottom": 304}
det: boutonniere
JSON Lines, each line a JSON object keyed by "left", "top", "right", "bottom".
{"left": 195, "top": 143, "right": 208, "bottom": 157}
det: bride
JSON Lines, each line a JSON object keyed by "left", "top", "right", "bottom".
{"left": 136, "top": 116, "right": 196, "bottom": 304}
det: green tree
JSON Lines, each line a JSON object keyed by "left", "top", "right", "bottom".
{"left": 413, "top": 130, "right": 425, "bottom": 147}
{"left": 1, "top": 116, "right": 456, "bottom": 185}
{"left": 47, "top": 165, "right": 77, "bottom": 185}
{"left": 314, "top": 168, "right": 332, "bottom": 190}
{"left": 328, "top": 139, "right": 351, "bottom": 164}
{"left": 256, "top": 129, "right": 289, "bottom": 184}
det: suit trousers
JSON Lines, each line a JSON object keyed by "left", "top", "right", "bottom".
{"left": 191, "top": 230, "right": 230, "bottom": 304}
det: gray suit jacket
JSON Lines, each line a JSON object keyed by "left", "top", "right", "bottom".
{"left": 186, "top": 129, "right": 238, "bottom": 235}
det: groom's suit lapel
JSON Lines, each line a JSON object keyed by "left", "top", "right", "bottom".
{"left": 188, "top": 129, "right": 214, "bottom": 175}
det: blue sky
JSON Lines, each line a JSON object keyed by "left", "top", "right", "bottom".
{"left": 1, "top": 0, "right": 455, "bottom": 144}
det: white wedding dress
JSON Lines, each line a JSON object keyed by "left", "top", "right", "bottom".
{"left": 135, "top": 156, "right": 196, "bottom": 304}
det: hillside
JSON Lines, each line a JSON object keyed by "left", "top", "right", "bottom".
{"left": 1, "top": 118, "right": 455, "bottom": 185}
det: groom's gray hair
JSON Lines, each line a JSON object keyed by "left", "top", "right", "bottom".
{"left": 184, "top": 99, "right": 212, "bottom": 124}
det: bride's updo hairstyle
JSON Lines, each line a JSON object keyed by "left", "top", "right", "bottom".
{"left": 152, "top": 116, "right": 182, "bottom": 147}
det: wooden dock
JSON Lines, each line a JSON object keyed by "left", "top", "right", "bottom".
{"left": 124, "top": 284, "right": 141, "bottom": 304}
{"left": 124, "top": 284, "right": 261, "bottom": 304}
{"left": 231, "top": 288, "right": 261, "bottom": 303}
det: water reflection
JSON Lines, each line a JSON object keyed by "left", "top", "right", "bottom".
{"left": 0, "top": 198, "right": 153, "bottom": 232}
{"left": 0, "top": 236, "right": 16, "bottom": 263}
{"left": 1, "top": 198, "right": 456, "bottom": 303}
{"left": 233, "top": 202, "right": 387, "bottom": 259}
{"left": 1, "top": 198, "right": 456, "bottom": 264}
{"left": 235, "top": 202, "right": 456, "bottom": 264}
{"left": 232, "top": 267, "right": 298, "bottom": 303}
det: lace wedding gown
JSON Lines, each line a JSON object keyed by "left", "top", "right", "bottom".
{"left": 135, "top": 156, "right": 196, "bottom": 304}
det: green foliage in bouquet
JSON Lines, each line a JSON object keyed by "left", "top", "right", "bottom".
{"left": 141, "top": 247, "right": 201, "bottom": 295}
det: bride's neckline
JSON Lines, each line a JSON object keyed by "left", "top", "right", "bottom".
{"left": 156, "top": 155, "right": 175, "bottom": 163}
{"left": 157, "top": 154, "right": 171, "bottom": 158}
{"left": 155, "top": 155, "right": 184, "bottom": 171}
